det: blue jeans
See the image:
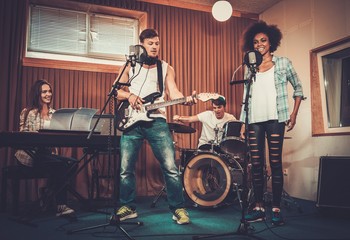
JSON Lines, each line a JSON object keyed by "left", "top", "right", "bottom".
{"left": 119, "top": 118, "right": 184, "bottom": 211}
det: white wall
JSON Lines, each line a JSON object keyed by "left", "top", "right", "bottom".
{"left": 260, "top": 0, "right": 350, "bottom": 201}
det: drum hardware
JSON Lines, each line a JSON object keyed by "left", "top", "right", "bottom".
{"left": 232, "top": 182, "right": 244, "bottom": 209}
{"left": 204, "top": 126, "right": 224, "bottom": 154}
{"left": 150, "top": 123, "right": 196, "bottom": 208}
{"left": 152, "top": 121, "right": 250, "bottom": 209}
{"left": 260, "top": 163, "right": 302, "bottom": 213}
{"left": 178, "top": 123, "right": 248, "bottom": 209}
{"left": 168, "top": 122, "right": 196, "bottom": 134}
{"left": 150, "top": 185, "right": 166, "bottom": 208}
{"left": 243, "top": 135, "right": 301, "bottom": 213}
{"left": 213, "top": 126, "right": 220, "bottom": 144}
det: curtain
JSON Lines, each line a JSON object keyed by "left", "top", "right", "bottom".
{"left": 322, "top": 58, "right": 342, "bottom": 127}
{"left": 0, "top": 0, "right": 255, "bottom": 204}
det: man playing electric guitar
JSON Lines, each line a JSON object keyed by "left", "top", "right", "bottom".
{"left": 114, "top": 28, "right": 196, "bottom": 225}
{"left": 116, "top": 92, "right": 220, "bottom": 131}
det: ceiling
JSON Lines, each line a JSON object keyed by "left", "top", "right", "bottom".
{"left": 138, "top": 0, "right": 282, "bottom": 19}
{"left": 187, "top": 0, "right": 282, "bottom": 14}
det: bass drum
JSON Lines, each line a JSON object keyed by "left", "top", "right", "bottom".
{"left": 182, "top": 152, "right": 243, "bottom": 208}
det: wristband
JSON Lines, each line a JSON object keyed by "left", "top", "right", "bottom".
{"left": 128, "top": 93, "right": 134, "bottom": 100}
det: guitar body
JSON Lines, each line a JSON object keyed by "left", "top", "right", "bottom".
{"left": 116, "top": 92, "right": 161, "bottom": 131}
{"left": 115, "top": 92, "right": 220, "bottom": 131}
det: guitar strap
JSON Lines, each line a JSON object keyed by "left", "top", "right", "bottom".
{"left": 156, "top": 59, "right": 163, "bottom": 96}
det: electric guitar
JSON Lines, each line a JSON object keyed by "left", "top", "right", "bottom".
{"left": 115, "top": 92, "right": 220, "bottom": 131}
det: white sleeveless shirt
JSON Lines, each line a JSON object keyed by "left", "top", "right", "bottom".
{"left": 250, "top": 66, "right": 278, "bottom": 123}
{"left": 128, "top": 61, "right": 168, "bottom": 119}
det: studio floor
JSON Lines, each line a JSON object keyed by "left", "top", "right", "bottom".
{"left": 1, "top": 194, "right": 350, "bottom": 240}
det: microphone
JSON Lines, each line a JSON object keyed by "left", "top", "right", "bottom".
{"left": 128, "top": 45, "right": 148, "bottom": 73}
{"left": 229, "top": 50, "right": 262, "bottom": 85}
{"left": 129, "top": 45, "right": 147, "bottom": 63}
{"left": 128, "top": 45, "right": 138, "bottom": 73}
{"left": 243, "top": 50, "right": 263, "bottom": 73}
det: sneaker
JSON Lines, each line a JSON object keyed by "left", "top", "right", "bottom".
{"left": 172, "top": 208, "right": 190, "bottom": 225}
{"left": 245, "top": 208, "right": 266, "bottom": 222}
{"left": 56, "top": 204, "right": 75, "bottom": 217}
{"left": 116, "top": 206, "right": 138, "bottom": 221}
{"left": 271, "top": 209, "right": 285, "bottom": 226}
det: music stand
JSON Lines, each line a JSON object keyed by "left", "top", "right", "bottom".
{"left": 67, "top": 58, "right": 143, "bottom": 240}
{"left": 50, "top": 108, "right": 98, "bottom": 130}
{"left": 193, "top": 67, "right": 265, "bottom": 240}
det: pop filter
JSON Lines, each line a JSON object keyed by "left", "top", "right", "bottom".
{"left": 129, "top": 44, "right": 148, "bottom": 65}
{"left": 243, "top": 50, "right": 263, "bottom": 71}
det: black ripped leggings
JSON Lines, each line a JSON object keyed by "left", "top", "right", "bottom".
{"left": 248, "top": 120, "right": 285, "bottom": 208}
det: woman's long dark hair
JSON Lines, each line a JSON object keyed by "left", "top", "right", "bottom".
{"left": 23, "top": 79, "right": 52, "bottom": 123}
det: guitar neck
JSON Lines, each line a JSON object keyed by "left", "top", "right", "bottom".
{"left": 145, "top": 97, "right": 186, "bottom": 111}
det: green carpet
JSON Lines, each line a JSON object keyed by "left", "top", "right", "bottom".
{"left": 1, "top": 196, "right": 350, "bottom": 240}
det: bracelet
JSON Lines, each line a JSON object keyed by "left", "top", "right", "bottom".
{"left": 127, "top": 93, "right": 134, "bottom": 100}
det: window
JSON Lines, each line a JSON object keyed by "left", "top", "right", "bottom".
{"left": 310, "top": 36, "right": 350, "bottom": 136}
{"left": 89, "top": 14, "right": 137, "bottom": 59}
{"left": 24, "top": 0, "right": 147, "bottom": 72}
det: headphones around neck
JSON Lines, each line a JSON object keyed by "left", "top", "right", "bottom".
{"left": 140, "top": 53, "right": 158, "bottom": 65}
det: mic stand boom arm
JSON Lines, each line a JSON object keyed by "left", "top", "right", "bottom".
{"left": 87, "top": 61, "right": 131, "bottom": 140}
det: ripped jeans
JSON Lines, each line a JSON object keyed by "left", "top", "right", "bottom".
{"left": 119, "top": 118, "right": 184, "bottom": 211}
{"left": 248, "top": 120, "right": 285, "bottom": 208}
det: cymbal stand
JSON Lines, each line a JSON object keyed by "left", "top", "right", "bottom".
{"left": 150, "top": 185, "right": 167, "bottom": 208}
{"left": 211, "top": 127, "right": 220, "bottom": 153}
{"left": 150, "top": 129, "right": 176, "bottom": 208}
{"left": 67, "top": 59, "right": 142, "bottom": 240}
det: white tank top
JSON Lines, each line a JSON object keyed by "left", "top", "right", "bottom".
{"left": 128, "top": 61, "right": 168, "bottom": 119}
{"left": 250, "top": 66, "right": 278, "bottom": 123}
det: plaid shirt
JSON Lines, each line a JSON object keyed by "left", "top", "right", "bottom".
{"left": 240, "top": 55, "right": 304, "bottom": 123}
{"left": 19, "top": 108, "right": 55, "bottom": 131}
{"left": 15, "top": 108, "right": 55, "bottom": 166}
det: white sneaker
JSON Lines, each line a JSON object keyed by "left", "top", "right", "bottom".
{"left": 56, "top": 204, "right": 75, "bottom": 217}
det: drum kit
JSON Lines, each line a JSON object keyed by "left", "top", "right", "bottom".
{"left": 151, "top": 120, "right": 247, "bottom": 209}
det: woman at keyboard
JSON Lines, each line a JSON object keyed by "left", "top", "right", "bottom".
{"left": 14, "top": 79, "right": 76, "bottom": 217}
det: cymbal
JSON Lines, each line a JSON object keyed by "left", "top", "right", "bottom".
{"left": 168, "top": 122, "right": 196, "bottom": 134}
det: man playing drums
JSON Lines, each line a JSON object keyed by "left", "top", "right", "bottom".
{"left": 173, "top": 95, "right": 238, "bottom": 154}
{"left": 174, "top": 96, "right": 245, "bottom": 208}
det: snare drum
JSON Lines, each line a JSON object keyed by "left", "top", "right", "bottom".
{"left": 220, "top": 121, "right": 246, "bottom": 159}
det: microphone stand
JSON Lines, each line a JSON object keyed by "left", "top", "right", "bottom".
{"left": 67, "top": 59, "right": 143, "bottom": 240}
{"left": 193, "top": 67, "right": 265, "bottom": 240}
